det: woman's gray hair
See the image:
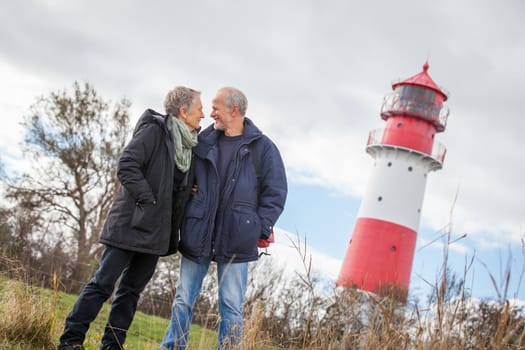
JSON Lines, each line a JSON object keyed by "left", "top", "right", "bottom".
{"left": 219, "top": 87, "right": 248, "bottom": 116}
{"left": 164, "top": 86, "right": 201, "bottom": 117}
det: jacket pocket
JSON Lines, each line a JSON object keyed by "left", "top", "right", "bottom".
{"left": 229, "top": 201, "right": 261, "bottom": 253}
{"left": 181, "top": 204, "right": 206, "bottom": 238}
{"left": 131, "top": 202, "right": 159, "bottom": 233}
{"left": 180, "top": 203, "right": 208, "bottom": 255}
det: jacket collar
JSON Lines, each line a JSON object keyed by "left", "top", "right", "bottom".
{"left": 133, "top": 109, "right": 174, "bottom": 162}
{"left": 134, "top": 109, "right": 167, "bottom": 134}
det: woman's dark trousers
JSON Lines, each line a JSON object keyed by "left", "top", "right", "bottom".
{"left": 58, "top": 245, "right": 159, "bottom": 349}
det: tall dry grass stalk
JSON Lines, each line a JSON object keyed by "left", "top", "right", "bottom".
{"left": 237, "top": 302, "right": 274, "bottom": 349}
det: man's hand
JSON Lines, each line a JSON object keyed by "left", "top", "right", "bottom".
{"left": 257, "top": 232, "right": 275, "bottom": 248}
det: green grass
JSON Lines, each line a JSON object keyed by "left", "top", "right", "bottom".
{"left": 0, "top": 276, "right": 217, "bottom": 350}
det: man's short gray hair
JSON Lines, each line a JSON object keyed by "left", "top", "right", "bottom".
{"left": 164, "top": 86, "right": 201, "bottom": 117}
{"left": 219, "top": 87, "right": 248, "bottom": 116}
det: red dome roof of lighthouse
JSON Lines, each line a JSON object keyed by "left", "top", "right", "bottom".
{"left": 392, "top": 62, "right": 448, "bottom": 101}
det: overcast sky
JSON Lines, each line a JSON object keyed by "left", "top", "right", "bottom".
{"left": 1, "top": 0, "right": 524, "bottom": 300}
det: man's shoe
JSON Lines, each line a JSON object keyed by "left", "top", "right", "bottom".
{"left": 57, "top": 344, "right": 85, "bottom": 350}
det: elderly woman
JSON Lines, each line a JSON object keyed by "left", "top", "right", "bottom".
{"left": 58, "top": 86, "right": 204, "bottom": 350}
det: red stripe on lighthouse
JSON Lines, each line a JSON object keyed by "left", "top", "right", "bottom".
{"left": 337, "top": 217, "right": 417, "bottom": 295}
{"left": 382, "top": 116, "right": 437, "bottom": 154}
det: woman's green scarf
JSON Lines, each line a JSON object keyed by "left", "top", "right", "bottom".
{"left": 171, "top": 115, "right": 198, "bottom": 172}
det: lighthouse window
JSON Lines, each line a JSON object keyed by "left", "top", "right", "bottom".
{"left": 387, "top": 162, "right": 392, "bottom": 167}
{"left": 377, "top": 196, "right": 383, "bottom": 201}
{"left": 397, "top": 122, "right": 403, "bottom": 128}
{"left": 408, "top": 166, "right": 413, "bottom": 172}
{"left": 390, "top": 245, "right": 397, "bottom": 252}
{"left": 399, "top": 85, "right": 436, "bottom": 103}
{"left": 394, "top": 85, "right": 440, "bottom": 119}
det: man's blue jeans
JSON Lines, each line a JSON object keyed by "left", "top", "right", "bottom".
{"left": 59, "top": 245, "right": 159, "bottom": 349}
{"left": 160, "top": 256, "right": 248, "bottom": 350}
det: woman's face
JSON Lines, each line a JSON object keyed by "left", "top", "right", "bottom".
{"left": 182, "top": 97, "right": 204, "bottom": 131}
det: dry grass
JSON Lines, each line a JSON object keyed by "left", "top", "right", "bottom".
{"left": 0, "top": 278, "right": 56, "bottom": 349}
{"left": 0, "top": 230, "right": 524, "bottom": 349}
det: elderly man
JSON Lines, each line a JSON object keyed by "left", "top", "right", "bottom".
{"left": 161, "top": 87, "right": 287, "bottom": 350}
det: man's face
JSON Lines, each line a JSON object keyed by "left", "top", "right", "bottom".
{"left": 210, "top": 91, "right": 233, "bottom": 131}
{"left": 182, "top": 97, "right": 204, "bottom": 131}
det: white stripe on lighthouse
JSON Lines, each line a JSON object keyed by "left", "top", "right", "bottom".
{"left": 357, "top": 147, "right": 436, "bottom": 231}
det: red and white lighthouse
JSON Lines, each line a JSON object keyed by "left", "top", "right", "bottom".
{"left": 337, "top": 63, "right": 450, "bottom": 301}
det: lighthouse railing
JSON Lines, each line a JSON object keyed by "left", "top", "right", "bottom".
{"left": 367, "top": 128, "right": 447, "bottom": 164}
{"left": 380, "top": 93, "right": 449, "bottom": 131}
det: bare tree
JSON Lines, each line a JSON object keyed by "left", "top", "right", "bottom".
{"left": 6, "top": 82, "right": 131, "bottom": 287}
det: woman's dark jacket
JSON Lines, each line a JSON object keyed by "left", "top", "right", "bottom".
{"left": 178, "top": 117, "right": 287, "bottom": 263}
{"left": 100, "top": 109, "right": 191, "bottom": 256}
